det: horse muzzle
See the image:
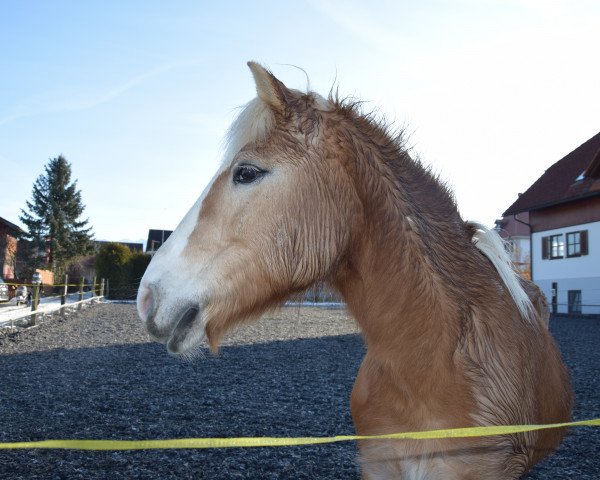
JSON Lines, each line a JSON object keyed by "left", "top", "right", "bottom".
{"left": 137, "top": 282, "right": 204, "bottom": 354}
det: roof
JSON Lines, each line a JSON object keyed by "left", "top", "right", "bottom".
{"left": 146, "top": 229, "right": 173, "bottom": 252}
{"left": 494, "top": 211, "right": 530, "bottom": 238}
{"left": 0, "top": 216, "right": 25, "bottom": 236}
{"left": 585, "top": 146, "right": 600, "bottom": 178}
{"left": 504, "top": 131, "right": 600, "bottom": 215}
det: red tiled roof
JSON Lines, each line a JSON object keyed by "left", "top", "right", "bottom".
{"left": 504, "top": 131, "right": 600, "bottom": 215}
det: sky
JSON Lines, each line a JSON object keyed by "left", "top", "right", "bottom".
{"left": 1, "top": 0, "right": 599, "bottom": 246}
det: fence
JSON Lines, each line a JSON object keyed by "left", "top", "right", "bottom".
{"left": 4, "top": 276, "right": 106, "bottom": 312}
{"left": 101, "top": 282, "right": 139, "bottom": 301}
{"left": 85, "top": 281, "right": 344, "bottom": 304}
{"left": 0, "top": 277, "right": 107, "bottom": 331}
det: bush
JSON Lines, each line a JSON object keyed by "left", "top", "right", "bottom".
{"left": 95, "top": 243, "right": 151, "bottom": 300}
{"left": 128, "top": 252, "right": 151, "bottom": 284}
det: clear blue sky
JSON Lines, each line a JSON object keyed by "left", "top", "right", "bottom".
{"left": 1, "top": 0, "right": 599, "bottom": 245}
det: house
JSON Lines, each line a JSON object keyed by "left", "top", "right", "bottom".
{"left": 494, "top": 212, "right": 531, "bottom": 278}
{"left": 145, "top": 229, "right": 173, "bottom": 253}
{"left": 504, "top": 131, "right": 600, "bottom": 315}
{"left": 0, "top": 216, "right": 24, "bottom": 280}
{"left": 0, "top": 217, "right": 54, "bottom": 293}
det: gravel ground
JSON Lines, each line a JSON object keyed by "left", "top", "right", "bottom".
{"left": 0, "top": 304, "right": 598, "bottom": 479}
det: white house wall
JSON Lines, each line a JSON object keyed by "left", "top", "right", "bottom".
{"left": 532, "top": 221, "right": 600, "bottom": 314}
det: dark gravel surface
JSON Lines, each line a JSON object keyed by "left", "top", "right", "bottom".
{"left": 0, "top": 304, "right": 598, "bottom": 479}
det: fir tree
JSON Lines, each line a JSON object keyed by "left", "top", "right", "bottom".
{"left": 19, "top": 155, "right": 94, "bottom": 277}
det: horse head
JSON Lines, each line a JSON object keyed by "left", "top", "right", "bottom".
{"left": 137, "top": 62, "right": 357, "bottom": 354}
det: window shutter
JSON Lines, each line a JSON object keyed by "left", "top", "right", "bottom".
{"left": 542, "top": 236, "right": 549, "bottom": 259}
{"left": 580, "top": 230, "right": 589, "bottom": 255}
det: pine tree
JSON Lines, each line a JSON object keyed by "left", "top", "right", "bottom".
{"left": 19, "top": 155, "right": 94, "bottom": 277}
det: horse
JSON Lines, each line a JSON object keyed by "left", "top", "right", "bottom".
{"left": 137, "top": 62, "right": 573, "bottom": 479}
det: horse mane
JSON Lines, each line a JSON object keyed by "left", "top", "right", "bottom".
{"left": 466, "top": 221, "right": 534, "bottom": 321}
{"left": 329, "top": 95, "right": 535, "bottom": 323}
{"left": 225, "top": 87, "right": 534, "bottom": 323}
{"left": 329, "top": 93, "right": 459, "bottom": 220}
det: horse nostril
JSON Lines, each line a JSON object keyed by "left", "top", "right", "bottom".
{"left": 167, "top": 306, "right": 201, "bottom": 354}
{"left": 137, "top": 282, "right": 156, "bottom": 323}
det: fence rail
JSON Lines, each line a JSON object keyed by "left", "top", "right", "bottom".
{"left": 0, "top": 277, "right": 107, "bottom": 331}
{"left": 0, "top": 295, "right": 104, "bottom": 331}
{"left": 4, "top": 277, "right": 106, "bottom": 312}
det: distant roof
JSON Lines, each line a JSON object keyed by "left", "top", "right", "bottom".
{"left": 494, "top": 211, "right": 530, "bottom": 238}
{"left": 0, "top": 216, "right": 25, "bottom": 235}
{"left": 504, "top": 131, "right": 600, "bottom": 215}
{"left": 146, "top": 229, "right": 173, "bottom": 252}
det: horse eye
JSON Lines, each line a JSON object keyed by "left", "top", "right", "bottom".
{"left": 233, "top": 165, "right": 265, "bottom": 185}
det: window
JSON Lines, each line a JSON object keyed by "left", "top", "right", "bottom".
{"left": 566, "top": 230, "right": 589, "bottom": 257}
{"left": 542, "top": 234, "right": 564, "bottom": 259}
{"left": 567, "top": 232, "right": 580, "bottom": 257}
{"left": 568, "top": 290, "right": 582, "bottom": 314}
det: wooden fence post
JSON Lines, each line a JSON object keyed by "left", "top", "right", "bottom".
{"left": 79, "top": 278, "right": 84, "bottom": 302}
{"left": 92, "top": 276, "right": 97, "bottom": 297}
{"left": 31, "top": 283, "right": 40, "bottom": 312}
{"left": 100, "top": 278, "right": 105, "bottom": 297}
{"left": 61, "top": 274, "right": 69, "bottom": 305}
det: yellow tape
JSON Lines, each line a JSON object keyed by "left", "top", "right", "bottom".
{"left": 1, "top": 418, "right": 598, "bottom": 450}
{"left": 5, "top": 283, "right": 94, "bottom": 287}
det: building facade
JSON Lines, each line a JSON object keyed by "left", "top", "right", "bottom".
{"left": 504, "top": 131, "right": 600, "bottom": 315}
{"left": 532, "top": 220, "right": 599, "bottom": 314}
{"left": 0, "top": 216, "right": 24, "bottom": 280}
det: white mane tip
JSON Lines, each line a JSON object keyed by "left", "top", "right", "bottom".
{"left": 467, "top": 221, "right": 534, "bottom": 322}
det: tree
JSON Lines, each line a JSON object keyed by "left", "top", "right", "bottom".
{"left": 19, "top": 155, "right": 93, "bottom": 277}
{"left": 128, "top": 251, "right": 152, "bottom": 284}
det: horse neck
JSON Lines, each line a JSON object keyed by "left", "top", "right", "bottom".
{"left": 335, "top": 222, "right": 467, "bottom": 370}
{"left": 329, "top": 120, "right": 475, "bottom": 379}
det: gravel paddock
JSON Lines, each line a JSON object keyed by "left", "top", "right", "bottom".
{"left": 0, "top": 304, "right": 598, "bottom": 479}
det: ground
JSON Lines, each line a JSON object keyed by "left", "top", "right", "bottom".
{"left": 0, "top": 304, "right": 598, "bottom": 479}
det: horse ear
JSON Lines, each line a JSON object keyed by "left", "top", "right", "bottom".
{"left": 247, "top": 61, "right": 292, "bottom": 113}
